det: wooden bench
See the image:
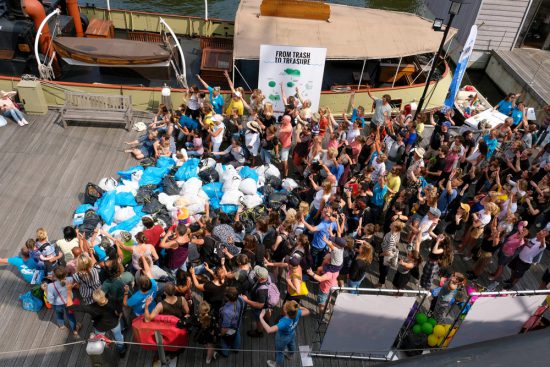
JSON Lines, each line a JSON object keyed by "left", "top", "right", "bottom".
{"left": 61, "top": 91, "right": 133, "bottom": 130}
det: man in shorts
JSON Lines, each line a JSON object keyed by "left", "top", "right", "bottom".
{"left": 278, "top": 115, "right": 293, "bottom": 177}
{"left": 242, "top": 266, "right": 271, "bottom": 337}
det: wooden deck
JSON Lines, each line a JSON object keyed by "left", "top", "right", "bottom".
{"left": 0, "top": 111, "right": 547, "bottom": 367}
{"left": 490, "top": 48, "right": 550, "bottom": 106}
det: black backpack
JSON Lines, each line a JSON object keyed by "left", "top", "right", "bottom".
{"left": 162, "top": 176, "right": 180, "bottom": 196}
{"left": 84, "top": 183, "right": 104, "bottom": 205}
{"left": 207, "top": 235, "right": 225, "bottom": 265}
{"left": 140, "top": 157, "right": 156, "bottom": 167}
{"left": 272, "top": 233, "right": 294, "bottom": 261}
{"left": 285, "top": 193, "right": 300, "bottom": 209}
{"left": 260, "top": 228, "right": 278, "bottom": 252}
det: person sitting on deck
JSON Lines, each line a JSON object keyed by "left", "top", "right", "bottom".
{"left": 0, "top": 247, "right": 42, "bottom": 284}
{"left": 124, "top": 129, "right": 159, "bottom": 160}
{"left": 0, "top": 90, "right": 28, "bottom": 126}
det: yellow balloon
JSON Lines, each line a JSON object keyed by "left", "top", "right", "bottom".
{"left": 427, "top": 334, "right": 439, "bottom": 347}
{"left": 433, "top": 325, "right": 446, "bottom": 337}
{"left": 443, "top": 324, "right": 452, "bottom": 333}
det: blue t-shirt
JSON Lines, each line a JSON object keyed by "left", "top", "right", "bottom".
{"left": 179, "top": 115, "right": 199, "bottom": 132}
{"left": 312, "top": 220, "right": 337, "bottom": 250}
{"left": 511, "top": 108, "right": 523, "bottom": 126}
{"left": 208, "top": 86, "right": 225, "bottom": 115}
{"left": 127, "top": 278, "right": 158, "bottom": 316}
{"left": 350, "top": 108, "right": 366, "bottom": 128}
{"left": 405, "top": 132, "right": 417, "bottom": 147}
{"left": 371, "top": 183, "right": 388, "bottom": 207}
{"left": 483, "top": 135, "right": 498, "bottom": 158}
{"left": 276, "top": 309, "right": 302, "bottom": 336}
{"left": 8, "top": 257, "right": 39, "bottom": 283}
{"left": 330, "top": 164, "right": 344, "bottom": 182}
{"left": 496, "top": 99, "right": 513, "bottom": 116}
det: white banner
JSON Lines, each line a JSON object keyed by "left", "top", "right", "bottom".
{"left": 258, "top": 45, "right": 327, "bottom": 114}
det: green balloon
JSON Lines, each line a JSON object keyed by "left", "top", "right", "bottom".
{"left": 415, "top": 313, "right": 428, "bottom": 324}
{"left": 412, "top": 325, "right": 422, "bottom": 334}
{"left": 421, "top": 322, "right": 434, "bottom": 335}
{"left": 427, "top": 318, "right": 437, "bottom": 327}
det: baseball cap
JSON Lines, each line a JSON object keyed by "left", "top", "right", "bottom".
{"left": 329, "top": 236, "right": 346, "bottom": 248}
{"left": 442, "top": 121, "right": 451, "bottom": 128}
{"left": 254, "top": 265, "right": 269, "bottom": 279}
{"left": 429, "top": 207, "right": 442, "bottom": 218}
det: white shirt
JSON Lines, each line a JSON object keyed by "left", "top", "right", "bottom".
{"left": 312, "top": 189, "right": 331, "bottom": 210}
{"left": 371, "top": 159, "right": 386, "bottom": 182}
{"left": 245, "top": 131, "right": 260, "bottom": 155}
{"left": 212, "top": 123, "right": 225, "bottom": 144}
{"left": 347, "top": 128, "right": 360, "bottom": 144}
{"left": 519, "top": 238, "right": 546, "bottom": 264}
{"left": 419, "top": 215, "right": 435, "bottom": 241}
{"left": 477, "top": 210, "right": 491, "bottom": 227}
{"left": 407, "top": 158, "right": 424, "bottom": 180}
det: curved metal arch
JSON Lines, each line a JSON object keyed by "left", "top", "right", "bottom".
{"left": 159, "top": 17, "right": 188, "bottom": 89}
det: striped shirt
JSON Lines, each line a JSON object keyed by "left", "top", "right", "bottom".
{"left": 382, "top": 232, "right": 400, "bottom": 253}
{"left": 73, "top": 267, "right": 101, "bottom": 305}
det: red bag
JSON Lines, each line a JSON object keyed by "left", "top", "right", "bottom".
{"left": 132, "top": 315, "right": 188, "bottom": 351}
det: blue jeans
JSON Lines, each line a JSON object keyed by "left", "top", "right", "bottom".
{"left": 2, "top": 109, "right": 24, "bottom": 122}
{"left": 310, "top": 247, "right": 328, "bottom": 270}
{"left": 219, "top": 330, "right": 241, "bottom": 357}
{"left": 347, "top": 276, "right": 365, "bottom": 294}
{"left": 260, "top": 148, "right": 272, "bottom": 164}
{"left": 275, "top": 332, "right": 296, "bottom": 366}
{"left": 54, "top": 304, "right": 76, "bottom": 330}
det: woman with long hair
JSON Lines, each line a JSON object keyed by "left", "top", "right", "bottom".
{"left": 196, "top": 301, "right": 219, "bottom": 364}
{"left": 392, "top": 250, "right": 423, "bottom": 290}
{"left": 72, "top": 254, "right": 101, "bottom": 305}
{"left": 347, "top": 242, "right": 374, "bottom": 291}
{"left": 112, "top": 231, "right": 159, "bottom": 273}
{"left": 144, "top": 283, "right": 190, "bottom": 322}
{"left": 420, "top": 234, "right": 453, "bottom": 289}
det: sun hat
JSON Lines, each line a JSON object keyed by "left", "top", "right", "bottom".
{"left": 211, "top": 114, "right": 223, "bottom": 123}
{"left": 429, "top": 207, "right": 442, "bottom": 218}
{"left": 459, "top": 203, "right": 471, "bottom": 213}
{"left": 253, "top": 265, "right": 269, "bottom": 280}
{"left": 0, "top": 90, "right": 16, "bottom": 99}
{"left": 311, "top": 112, "right": 321, "bottom": 122}
{"left": 413, "top": 147, "right": 425, "bottom": 158}
{"left": 247, "top": 120, "right": 261, "bottom": 133}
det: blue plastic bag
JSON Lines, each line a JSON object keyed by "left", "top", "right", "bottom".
{"left": 220, "top": 204, "right": 238, "bottom": 214}
{"left": 97, "top": 190, "right": 116, "bottom": 225}
{"left": 20, "top": 291, "right": 43, "bottom": 312}
{"left": 115, "top": 192, "right": 138, "bottom": 207}
{"left": 209, "top": 197, "right": 221, "bottom": 210}
{"left": 174, "top": 158, "right": 199, "bottom": 181}
{"left": 239, "top": 166, "right": 259, "bottom": 182}
{"left": 156, "top": 156, "right": 175, "bottom": 169}
{"left": 117, "top": 165, "right": 144, "bottom": 180}
{"left": 203, "top": 182, "right": 224, "bottom": 200}
{"left": 108, "top": 205, "right": 145, "bottom": 233}
{"left": 139, "top": 166, "right": 170, "bottom": 186}
{"left": 75, "top": 204, "right": 93, "bottom": 214}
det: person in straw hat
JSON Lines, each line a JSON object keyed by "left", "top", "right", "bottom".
{"left": 0, "top": 90, "right": 28, "bottom": 126}
{"left": 245, "top": 120, "right": 261, "bottom": 166}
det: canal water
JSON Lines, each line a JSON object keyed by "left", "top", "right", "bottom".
{"left": 91, "top": 0, "right": 430, "bottom": 19}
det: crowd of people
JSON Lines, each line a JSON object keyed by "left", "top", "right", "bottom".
{"left": 1, "top": 73, "right": 550, "bottom": 366}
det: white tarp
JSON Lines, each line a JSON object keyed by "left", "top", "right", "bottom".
{"left": 320, "top": 293, "right": 416, "bottom": 355}
{"left": 461, "top": 109, "right": 509, "bottom": 131}
{"left": 258, "top": 45, "right": 327, "bottom": 114}
{"left": 450, "top": 295, "right": 547, "bottom": 348}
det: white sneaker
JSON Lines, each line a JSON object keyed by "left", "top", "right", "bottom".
{"left": 22, "top": 119, "right": 29, "bottom": 125}
{"left": 267, "top": 360, "right": 277, "bottom": 367}
{"left": 18, "top": 121, "right": 25, "bottom": 126}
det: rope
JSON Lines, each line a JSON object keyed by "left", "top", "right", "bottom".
{"left": 0, "top": 341, "right": 86, "bottom": 356}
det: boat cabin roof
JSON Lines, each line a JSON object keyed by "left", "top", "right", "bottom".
{"left": 234, "top": 0, "right": 457, "bottom": 60}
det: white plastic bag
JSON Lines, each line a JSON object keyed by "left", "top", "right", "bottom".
{"left": 114, "top": 206, "right": 135, "bottom": 223}
{"left": 255, "top": 164, "right": 280, "bottom": 179}
{"left": 220, "top": 190, "right": 243, "bottom": 206}
{"left": 181, "top": 177, "right": 203, "bottom": 195}
{"left": 131, "top": 170, "right": 143, "bottom": 183}
{"left": 116, "top": 179, "right": 138, "bottom": 195}
{"left": 98, "top": 177, "right": 118, "bottom": 192}
{"left": 158, "top": 192, "right": 181, "bottom": 211}
{"left": 241, "top": 194, "right": 263, "bottom": 209}
{"left": 199, "top": 158, "right": 217, "bottom": 171}
{"left": 221, "top": 165, "right": 238, "bottom": 183}
{"left": 239, "top": 178, "right": 258, "bottom": 195}
{"left": 282, "top": 178, "right": 299, "bottom": 192}
{"left": 223, "top": 175, "right": 242, "bottom": 192}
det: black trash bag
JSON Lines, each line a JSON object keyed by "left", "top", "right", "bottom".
{"left": 241, "top": 218, "right": 255, "bottom": 234}
{"left": 162, "top": 176, "right": 180, "bottom": 196}
{"left": 198, "top": 167, "right": 220, "bottom": 184}
{"left": 155, "top": 208, "right": 173, "bottom": 228}
{"left": 268, "top": 192, "right": 287, "bottom": 210}
{"left": 260, "top": 184, "right": 275, "bottom": 197}
{"left": 142, "top": 196, "right": 163, "bottom": 214}
{"left": 265, "top": 176, "right": 283, "bottom": 190}
{"left": 84, "top": 183, "right": 104, "bottom": 205}
{"left": 79, "top": 210, "right": 102, "bottom": 238}
{"left": 286, "top": 193, "right": 300, "bottom": 209}
{"left": 135, "top": 185, "right": 156, "bottom": 205}
{"left": 140, "top": 157, "right": 156, "bottom": 167}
